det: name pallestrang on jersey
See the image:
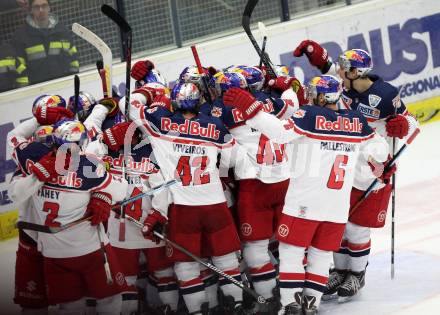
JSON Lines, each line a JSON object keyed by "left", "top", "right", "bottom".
{"left": 320, "top": 141, "right": 356, "bottom": 152}
{"left": 315, "top": 116, "right": 363, "bottom": 133}
{"left": 161, "top": 117, "right": 220, "bottom": 140}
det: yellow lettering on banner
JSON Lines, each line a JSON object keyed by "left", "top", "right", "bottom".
{"left": 0, "top": 210, "right": 18, "bottom": 241}
{"left": 407, "top": 96, "right": 440, "bottom": 125}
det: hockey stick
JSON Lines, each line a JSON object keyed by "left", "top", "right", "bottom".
{"left": 112, "top": 179, "right": 178, "bottom": 209}
{"left": 257, "top": 22, "right": 267, "bottom": 69}
{"left": 190, "top": 45, "right": 213, "bottom": 105}
{"left": 16, "top": 216, "right": 92, "bottom": 234}
{"left": 96, "top": 60, "right": 109, "bottom": 98}
{"left": 72, "top": 23, "right": 113, "bottom": 97}
{"left": 74, "top": 75, "right": 80, "bottom": 112}
{"left": 97, "top": 224, "right": 113, "bottom": 284}
{"left": 348, "top": 127, "right": 420, "bottom": 217}
{"left": 122, "top": 214, "right": 268, "bottom": 305}
{"left": 101, "top": 4, "right": 133, "bottom": 241}
{"left": 242, "top": 0, "right": 277, "bottom": 78}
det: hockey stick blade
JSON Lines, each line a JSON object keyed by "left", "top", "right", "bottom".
{"left": 16, "top": 216, "right": 92, "bottom": 234}
{"left": 72, "top": 23, "right": 113, "bottom": 97}
{"left": 101, "top": 5, "right": 131, "bottom": 33}
{"left": 242, "top": 0, "right": 277, "bottom": 78}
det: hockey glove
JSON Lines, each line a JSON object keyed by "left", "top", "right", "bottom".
{"left": 268, "top": 76, "right": 307, "bottom": 105}
{"left": 34, "top": 106, "right": 74, "bottom": 125}
{"left": 98, "top": 97, "right": 119, "bottom": 117}
{"left": 28, "top": 151, "right": 58, "bottom": 182}
{"left": 223, "top": 88, "right": 263, "bottom": 120}
{"left": 131, "top": 60, "right": 155, "bottom": 81}
{"left": 386, "top": 114, "right": 409, "bottom": 139}
{"left": 87, "top": 192, "right": 112, "bottom": 226}
{"left": 142, "top": 209, "right": 167, "bottom": 244}
{"left": 293, "top": 39, "right": 331, "bottom": 73}
{"left": 150, "top": 94, "right": 172, "bottom": 112}
{"left": 102, "top": 121, "right": 131, "bottom": 152}
{"left": 133, "top": 85, "right": 167, "bottom": 106}
{"left": 368, "top": 158, "right": 397, "bottom": 184}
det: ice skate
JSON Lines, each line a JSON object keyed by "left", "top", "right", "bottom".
{"left": 337, "top": 270, "right": 365, "bottom": 303}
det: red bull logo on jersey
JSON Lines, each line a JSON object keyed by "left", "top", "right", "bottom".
{"left": 315, "top": 115, "right": 363, "bottom": 133}
{"left": 102, "top": 155, "right": 158, "bottom": 174}
{"left": 161, "top": 118, "right": 220, "bottom": 140}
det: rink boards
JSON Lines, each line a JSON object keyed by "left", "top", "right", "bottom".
{"left": 0, "top": 0, "right": 440, "bottom": 238}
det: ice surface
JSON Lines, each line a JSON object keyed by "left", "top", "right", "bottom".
{"left": 1, "top": 122, "right": 439, "bottom": 314}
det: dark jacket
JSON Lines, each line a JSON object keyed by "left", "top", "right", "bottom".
{"left": 12, "top": 16, "right": 79, "bottom": 84}
{"left": 0, "top": 41, "right": 28, "bottom": 92}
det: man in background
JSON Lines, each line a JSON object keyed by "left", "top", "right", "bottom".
{"left": 11, "top": 0, "right": 79, "bottom": 85}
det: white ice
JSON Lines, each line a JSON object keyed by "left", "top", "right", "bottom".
{"left": 1, "top": 121, "right": 439, "bottom": 314}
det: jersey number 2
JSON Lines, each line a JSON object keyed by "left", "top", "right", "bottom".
{"left": 327, "top": 155, "right": 348, "bottom": 190}
{"left": 43, "top": 201, "right": 61, "bottom": 227}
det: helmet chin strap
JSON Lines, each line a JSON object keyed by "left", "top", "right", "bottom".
{"left": 345, "top": 71, "right": 360, "bottom": 91}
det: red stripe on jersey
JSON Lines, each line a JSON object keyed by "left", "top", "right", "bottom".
{"left": 293, "top": 123, "right": 375, "bottom": 143}
{"left": 142, "top": 120, "right": 236, "bottom": 149}
{"left": 179, "top": 277, "right": 204, "bottom": 288}
{"left": 279, "top": 272, "right": 305, "bottom": 281}
{"left": 276, "top": 101, "right": 288, "bottom": 119}
{"left": 91, "top": 172, "right": 112, "bottom": 192}
{"left": 249, "top": 262, "right": 276, "bottom": 276}
{"left": 347, "top": 240, "right": 371, "bottom": 252}
{"left": 305, "top": 272, "right": 328, "bottom": 285}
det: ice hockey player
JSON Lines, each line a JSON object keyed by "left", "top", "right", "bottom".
{"left": 222, "top": 75, "right": 389, "bottom": 314}
{"left": 67, "top": 91, "right": 98, "bottom": 122}
{"left": 7, "top": 94, "right": 73, "bottom": 315}
{"left": 86, "top": 113, "right": 179, "bottom": 314}
{"left": 119, "top": 81, "right": 256, "bottom": 314}
{"left": 12, "top": 118, "right": 130, "bottom": 315}
{"left": 293, "top": 40, "right": 419, "bottom": 300}
{"left": 200, "top": 70, "right": 292, "bottom": 313}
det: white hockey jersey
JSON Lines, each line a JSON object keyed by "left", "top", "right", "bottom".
{"left": 247, "top": 106, "right": 389, "bottom": 223}
{"left": 120, "top": 96, "right": 255, "bottom": 206}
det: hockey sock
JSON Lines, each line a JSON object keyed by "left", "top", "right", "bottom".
{"left": 347, "top": 240, "right": 371, "bottom": 272}
{"left": 243, "top": 240, "right": 277, "bottom": 299}
{"left": 333, "top": 239, "right": 350, "bottom": 270}
{"left": 212, "top": 253, "right": 243, "bottom": 304}
{"left": 58, "top": 298, "right": 87, "bottom": 315}
{"left": 345, "top": 222, "right": 371, "bottom": 272}
{"left": 174, "top": 261, "right": 207, "bottom": 313}
{"left": 278, "top": 242, "right": 306, "bottom": 307}
{"left": 200, "top": 265, "right": 219, "bottom": 308}
{"left": 303, "top": 246, "right": 332, "bottom": 309}
{"left": 155, "top": 267, "right": 179, "bottom": 311}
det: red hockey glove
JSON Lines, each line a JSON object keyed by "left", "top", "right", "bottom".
{"left": 98, "top": 97, "right": 119, "bottom": 117}
{"left": 28, "top": 152, "right": 58, "bottom": 182}
{"left": 386, "top": 114, "right": 409, "bottom": 139}
{"left": 142, "top": 209, "right": 167, "bottom": 243}
{"left": 368, "top": 159, "right": 397, "bottom": 184}
{"left": 150, "top": 94, "right": 172, "bottom": 112}
{"left": 131, "top": 60, "right": 155, "bottom": 81}
{"left": 223, "top": 88, "right": 263, "bottom": 120}
{"left": 267, "top": 76, "right": 307, "bottom": 105}
{"left": 34, "top": 106, "right": 74, "bottom": 125}
{"left": 102, "top": 121, "right": 131, "bottom": 152}
{"left": 87, "top": 192, "right": 112, "bottom": 226}
{"left": 133, "top": 85, "right": 167, "bottom": 106}
{"left": 293, "top": 39, "right": 331, "bottom": 73}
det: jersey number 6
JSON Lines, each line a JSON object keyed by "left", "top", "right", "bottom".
{"left": 327, "top": 154, "right": 348, "bottom": 190}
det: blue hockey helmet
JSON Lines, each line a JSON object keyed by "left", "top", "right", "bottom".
{"left": 171, "top": 82, "right": 201, "bottom": 111}
{"left": 306, "top": 75, "right": 342, "bottom": 105}
{"left": 210, "top": 71, "right": 248, "bottom": 95}
{"left": 227, "top": 65, "right": 264, "bottom": 91}
{"left": 67, "top": 91, "right": 97, "bottom": 122}
{"left": 52, "top": 119, "right": 88, "bottom": 147}
{"left": 338, "top": 49, "right": 372, "bottom": 77}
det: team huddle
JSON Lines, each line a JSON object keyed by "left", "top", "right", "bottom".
{"left": 7, "top": 39, "right": 418, "bottom": 315}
